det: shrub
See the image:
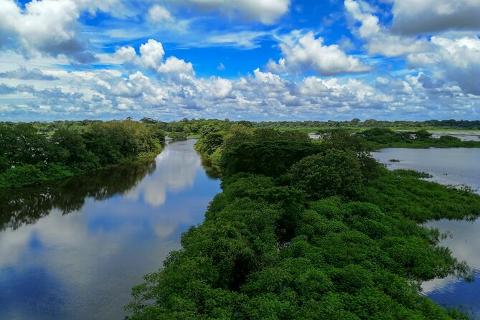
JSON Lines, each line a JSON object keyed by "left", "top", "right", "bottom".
{"left": 289, "top": 150, "right": 364, "bottom": 200}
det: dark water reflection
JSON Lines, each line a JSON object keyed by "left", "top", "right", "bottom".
{"left": 373, "top": 148, "right": 480, "bottom": 319}
{"left": 0, "top": 162, "right": 156, "bottom": 231}
{"left": 0, "top": 140, "right": 221, "bottom": 320}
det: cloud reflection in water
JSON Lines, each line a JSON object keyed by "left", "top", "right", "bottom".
{"left": 0, "top": 140, "right": 220, "bottom": 320}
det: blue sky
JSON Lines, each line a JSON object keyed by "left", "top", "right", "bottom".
{"left": 0, "top": 0, "right": 479, "bottom": 121}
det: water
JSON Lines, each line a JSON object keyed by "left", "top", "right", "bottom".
{"left": 431, "top": 132, "right": 480, "bottom": 142}
{"left": 373, "top": 148, "right": 480, "bottom": 193}
{"left": 422, "top": 219, "right": 480, "bottom": 318}
{"left": 373, "top": 148, "right": 480, "bottom": 318}
{"left": 0, "top": 140, "right": 221, "bottom": 320}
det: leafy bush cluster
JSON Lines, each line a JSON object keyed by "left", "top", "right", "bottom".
{"left": 0, "top": 121, "right": 165, "bottom": 188}
{"left": 168, "top": 132, "right": 189, "bottom": 141}
{"left": 128, "top": 126, "right": 480, "bottom": 319}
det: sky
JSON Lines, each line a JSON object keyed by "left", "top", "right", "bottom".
{"left": 0, "top": 0, "right": 479, "bottom": 121}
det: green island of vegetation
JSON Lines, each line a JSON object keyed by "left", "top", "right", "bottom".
{"left": 126, "top": 121, "right": 480, "bottom": 320}
{"left": 0, "top": 120, "right": 165, "bottom": 189}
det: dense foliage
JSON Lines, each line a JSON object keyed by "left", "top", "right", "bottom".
{"left": 0, "top": 121, "right": 164, "bottom": 188}
{"left": 256, "top": 119, "right": 480, "bottom": 131}
{"left": 136, "top": 118, "right": 480, "bottom": 133}
{"left": 168, "top": 132, "right": 188, "bottom": 141}
{"left": 288, "top": 150, "right": 364, "bottom": 200}
{"left": 128, "top": 125, "right": 480, "bottom": 320}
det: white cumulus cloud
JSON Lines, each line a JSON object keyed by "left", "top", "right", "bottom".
{"left": 114, "top": 39, "right": 194, "bottom": 79}
{"left": 344, "top": 0, "right": 429, "bottom": 57}
{"left": 268, "top": 31, "right": 369, "bottom": 75}
{"left": 0, "top": 0, "right": 128, "bottom": 63}
{"left": 408, "top": 36, "right": 480, "bottom": 95}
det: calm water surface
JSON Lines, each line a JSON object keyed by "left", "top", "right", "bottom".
{"left": 373, "top": 148, "right": 480, "bottom": 318}
{"left": 431, "top": 133, "right": 480, "bottom": 142}
{"left": 0, "top": 140, "right": 221, "bottom": 320}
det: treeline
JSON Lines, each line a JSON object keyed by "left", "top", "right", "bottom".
{"left": 0, "top": 121, "right": 165, "bottom": 188}
{"left": 128, "top": 124, "right": 480, "bottom": 319}
{"left": 137, "top": 118, "right": 480, "bottom": 133}
{"left": 257, "top": 119, "right": 480, "bottom": 130}
{"left": 139, "top": 118, "right": 480, "bottom": 150}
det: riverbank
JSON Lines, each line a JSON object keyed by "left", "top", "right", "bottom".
{"left": 0, "top": 147, "right": 163, "bottom": 190}
{"left": 0, "top": 121, "right": 165, "bottom": 189}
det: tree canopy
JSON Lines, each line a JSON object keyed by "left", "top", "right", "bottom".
{"left": 127, "top": 125, "right": 479, "bottom": 320}
{"left": 0, "top": 120, "right": 165, "bottom": 188}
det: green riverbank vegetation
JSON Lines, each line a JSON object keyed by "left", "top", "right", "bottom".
{"left": 142, "top": 118, "right": 480, "bottom": 135}
{"left": 140, "top": 118, "right": 480, "bottom": 150}
{"left": 0, "top": 120, "right": 165, "bottom": 189}
{"left": 357, "top": 128, "right": 480, "bottom": 149}
{"left": 127, "top": 124, "right": 480, "bottom": 320}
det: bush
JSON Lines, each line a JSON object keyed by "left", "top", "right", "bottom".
{"left": 289, "top": 150, "right": 364, "bottom": 200}
{"left": 169, "top": 132, "right": 188, "bottom": 141}
{"left": 0, "top": 121, "right": 164, "bottom": 188}
{"left": 0, "top": 165, "right": 46, "bottom": 187}
{"left": 221, "top": 140, "right": 324, "bottom": 177}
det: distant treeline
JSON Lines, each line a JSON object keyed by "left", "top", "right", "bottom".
{"left": 137, "top": 118, "right": 480, "bottom": 132}
{"left": 0, "top": 120, "right": 165, "bottom": 188}
{"left": 128, "top": 124, "right": 480, "bottom": 319}
{"left": 256, "top": 119, "right": 480, "bottom": 130}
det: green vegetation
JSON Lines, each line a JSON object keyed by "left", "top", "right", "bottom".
{"left": 138, "top": 118, "right": 480, "bottom": 135}
{"left": 128, "top": 124, "right": 480, "bottom": 320}
{"left": 168, "top": 132, "right": 188, "bottom": 141}
{"left": 144, "top": 119, "right": 480, "bottom": 150}
{"left": 3, "top": 118, "right": 473, "bottom": 190}
{"left": 357, "top": 128, "right": 480, "bottom": 149}
{"left": 288, "top": 150, "right": 365, "bottom": 200}
{"left": 255, "top": 119, "right": 480, "bottom": 132}
{"left": 0, "top": 120, "right": 165, "bottom": 189}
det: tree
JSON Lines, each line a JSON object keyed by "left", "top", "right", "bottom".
{"left": 289, "top": 150, "right": 364, "bottom": 200}
{"left": 415, "top": 129, "right": 432, "bottom": 140}
{"left": 220, "top": 128, "right": 322, "bottom": 176}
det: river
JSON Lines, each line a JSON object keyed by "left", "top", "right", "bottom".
{"left": 373, "top": 148, "right": 480, "bottom": 319}
{"left": 0, "top": 140, "right": 221, "bottom": 320}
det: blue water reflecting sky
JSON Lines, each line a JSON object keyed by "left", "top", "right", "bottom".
{"left": 0, "top": 140, "right": 221, "bottom": 320}
{"left": 374, "top": 148, "right": 480, "bottom": 319}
